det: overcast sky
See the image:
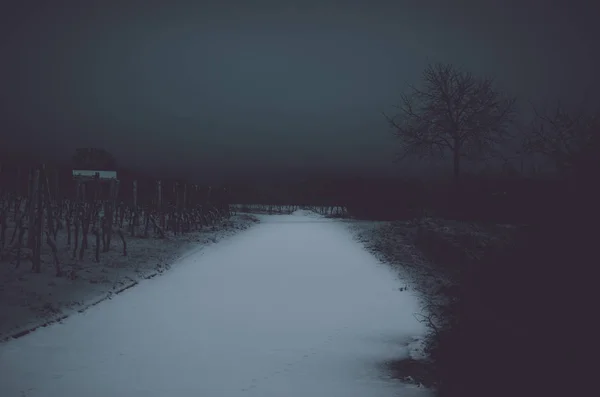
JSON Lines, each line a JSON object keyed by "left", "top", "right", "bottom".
{"left": 1, "top": 0, "right": 598, "bottom": 182}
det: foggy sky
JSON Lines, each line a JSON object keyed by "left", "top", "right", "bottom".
{"left": 1, "top": 0, "right": 598, "bottom": 183}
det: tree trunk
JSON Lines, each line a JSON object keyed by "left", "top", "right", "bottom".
{"left": 453, "top": 147, "right": 461, "bottom": 186}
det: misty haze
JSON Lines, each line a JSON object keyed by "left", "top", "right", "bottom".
{"left": 0, "top": 1, "right": 598, "bottom": 397}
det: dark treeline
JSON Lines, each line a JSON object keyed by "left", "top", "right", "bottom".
{"left": 228, "top": 172, "right": 566, "bottom": 225}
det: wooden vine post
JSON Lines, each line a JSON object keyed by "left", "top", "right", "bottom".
{"left": 174, "top": 181, "right": 180, "bottom": 235}
{"left": 41, "top": 164, "right": 61, "bottom": 276}
{"left": 103, "top": 178, "right": 118, "bottom": 252}
{"left": 78, "top": 173, "right": 97, "bottom": 260}
{"left": 72, "top": 182, "right": 82, "bottom": 259}
{"left": 157, "top": 180, "right": 164, "bottom": 230}
{"left": 27, "top": 168, "right": 37, "bottom": 249}
{"left": 131, "top": 180, "right": 137, "bottom": 237}
{"left": 32, "top": 167, "right": 43, "bottom": 273}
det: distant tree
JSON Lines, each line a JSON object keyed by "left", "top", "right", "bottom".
{"left": 383, "top": 63, "right": 517, "bottom": 185}
{"left": 71, "top": 148, "right": 117, "bottom": 170}
{"left": 523, "top": 102, "right": 599, "bottom": 174}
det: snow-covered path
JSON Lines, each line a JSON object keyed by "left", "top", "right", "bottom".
{"left": 0, "top": 211, "right": 429, "bottom": 397}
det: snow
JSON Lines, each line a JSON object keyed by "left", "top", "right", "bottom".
{"left": 0, "top": 211, "right": 430, "bottom": 397}
{"left": 0, "top": 215, "right": 260, "bottom": 340}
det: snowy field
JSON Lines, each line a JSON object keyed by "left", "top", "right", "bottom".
{"left": 0, "top": 210, "right": 430, "bottom": 397}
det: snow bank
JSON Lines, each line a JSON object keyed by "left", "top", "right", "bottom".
{"left": 0, "top": 212, "right": 430, "bottom": 397}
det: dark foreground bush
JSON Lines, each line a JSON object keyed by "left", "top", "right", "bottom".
{"left": 422, "top": 192, "right": 595, "bottom": 397}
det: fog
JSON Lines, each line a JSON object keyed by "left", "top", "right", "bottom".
{"left": 1, "top": 0, "right": 598, "bottom": 182}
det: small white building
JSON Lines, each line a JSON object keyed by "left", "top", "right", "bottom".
{"left": 72, "top": 170, "right": 118, "bottom": 180}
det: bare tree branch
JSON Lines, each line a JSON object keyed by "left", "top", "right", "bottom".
{"left": 384, "top": 63, "right": 517, "bottom": 183}
{"left": 524, "top": 101, "right": 599, "bottom": 173}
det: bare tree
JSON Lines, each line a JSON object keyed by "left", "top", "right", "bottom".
{"left": 383, "top": 63, "right": 517, "bottom": 184}
{"left": 523, "top": 102, "right": 599, "bottom": 174}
